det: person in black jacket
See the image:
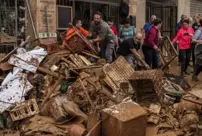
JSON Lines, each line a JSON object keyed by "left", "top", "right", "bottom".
{"left": 117, "top": 32, "right": 149, "bottom": 69}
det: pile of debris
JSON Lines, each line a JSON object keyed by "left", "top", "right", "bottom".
{"left": 0, "top": 30, "right": 137, "bottom": 136}
{"left": 0, "top": 30, "right": 201, "bottom": 136}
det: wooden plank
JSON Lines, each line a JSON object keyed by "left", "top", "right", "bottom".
{"left": 61, "top": 57, "right": 76, "bottom": 67}
{"left": 37, "top": 66, "right": 59, "bottom": 78}
{"left": 42, "top": 55, "right": 60, "bottom": 69}
{"left": 81, "top": 51, "right": 100, "bottom": 59}
{"left": 74, "top": 54, "right": 85, "bottom": 67}
{"left": 79, "top": 55, "right": 92, "bottom": 66}
{"left": 71, "top": 65, "right": 102, "bottom": 70}
{"left": 69, "top": 54, "right": 82, "bottom": 67}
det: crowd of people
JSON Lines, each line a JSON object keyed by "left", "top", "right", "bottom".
{"left": 64, "top": 11, "right": 202, "bottom": 81}
{"left": 174, "top": 14, "right": 202, "bottom": 81}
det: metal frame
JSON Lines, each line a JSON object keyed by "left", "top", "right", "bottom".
{"left": 146, "top": 1, "right": 177, "bottom": 38}
{"left": 0, "top": 0, "right": 25, "bottom": 53}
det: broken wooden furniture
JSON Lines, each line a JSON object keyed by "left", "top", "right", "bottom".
{"left": 129, "top": 70, "right": 184, "bottom": 105}
{"left": 129, "top": 70, "right": 163, "bottom": 105}
{"left": 103, "top": 56, "right": 134, "bottom": 92}
{"left": 62, "top": 26, "right": 97, "bottom": 55}
{"left": 101, "top": 102, "right": 147, "bottom": 136}
{"left": 158, "top": 36, "right": 178, "bottom": 70}
{"left": 10, "top": 99, "right": 39, "bottom": 121}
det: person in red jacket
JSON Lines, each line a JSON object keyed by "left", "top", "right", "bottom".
{"left": 142, "top": 18, "right": 162, "bottom": 69}
{"left": 107, "top": 17, "right": 118, "bottom": 49}
{"left": 172, "top": 19, "right": 194, "bottom": 76}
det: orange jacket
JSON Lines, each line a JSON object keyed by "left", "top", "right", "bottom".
{"left": 65, "top": 27, "right": 88, "bottom": 41}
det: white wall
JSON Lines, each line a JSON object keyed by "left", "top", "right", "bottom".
{"left": 190, "top": 0, "right": 202, "bottom": 17}
{"left": 136, "top": 0, "right": 146, "bottom": 31}
{"left": 177, "top": 0, "right": 190, "bottom": 21}
{"left": 124, "top": 0, "right": 146, "bottom": 31}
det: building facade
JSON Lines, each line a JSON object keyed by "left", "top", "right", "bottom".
{"left": 190, "top": 0, "right": 202, "bottom": 16}
{"left": 57, "top": 0, "right": 120, "bottom": 29}
{"left": 2, "top": 0, "right": 202, "bottom": 44}
{"left": 127, "top": 0, "right": 177, "bottom": 38}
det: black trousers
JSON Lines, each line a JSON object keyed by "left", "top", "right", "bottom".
{"left": 179, "top": 49, "right": 191, "bottom": 74}
{"left": 142, "top": 46, "right": 159, "bottom": 69}
{"left": 194, "top": 63, "right": 202, "bottom": 76}
{"left": 178, "top": 51, "right": 181, "bottom": 63}
{"left": 191, "top": 43, "right": 196, "bottom": 66}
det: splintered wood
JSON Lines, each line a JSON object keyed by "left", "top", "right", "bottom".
{"left": 65, "top": 57, "right": 136, "bottom": 114}
{"left": 61, "top": 54, "right": 92, "bottom": 69}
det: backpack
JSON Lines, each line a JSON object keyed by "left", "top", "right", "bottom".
{"left": 119, "top": 1, "right": 129, "bottom": 17}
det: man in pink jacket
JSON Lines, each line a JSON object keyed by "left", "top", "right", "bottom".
{"left": 172, "top": 19, "right": 194, "bottom": 76}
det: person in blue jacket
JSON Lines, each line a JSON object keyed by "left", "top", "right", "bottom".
{"left": 143, "top": 15, "right": 156, "bottom": 34}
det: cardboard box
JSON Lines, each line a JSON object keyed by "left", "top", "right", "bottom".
{"left": 101, "top": 102, "right": 147, "bottom": 136}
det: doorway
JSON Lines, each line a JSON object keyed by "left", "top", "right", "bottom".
{"left": 146, "top": 1, "right": 177, "bottom": 38}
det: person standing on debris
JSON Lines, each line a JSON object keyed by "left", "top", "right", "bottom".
{"left": 192, "top": 20, "right": 202, "bottom": 81}
{"left": 172, "top": 19, "right": 194, "bottom": 76}
{"left": 117, "top": 32, "right": 149, "bottom": 69}
{"left": 191, "top": 14, "right": 202, "bottom": 67}
{"left": 88, "top": 11, "right": 116, "bottom": 63}
{"left": 119, "top": 17, "right": 135, "bottom": 42}
{"left": 143, "top": 15, "right": 156, "bottom": 34}
{"left": 142, "top": 18, "right": 162, "bottom": 69}
{"left": 65, "top": 18, "right": 88, "bottom": 41}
